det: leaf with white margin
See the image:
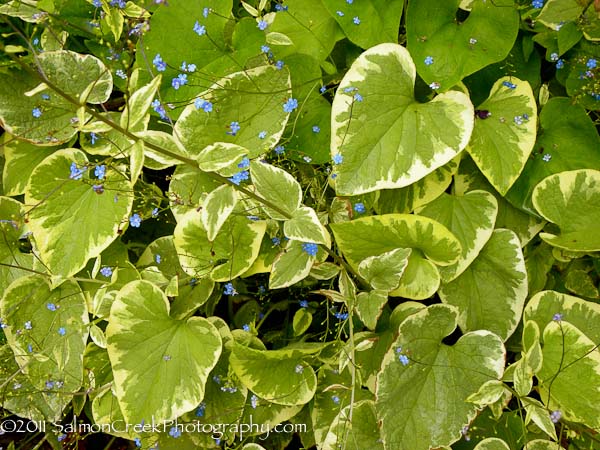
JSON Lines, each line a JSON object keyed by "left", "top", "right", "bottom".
{"left": 331, "top": 43, "right": 474, "bottom": 196}
{"left": 439, "top": 229, "right": 527, "bottom": 341}
{"left": 174, "top": 210, "right": 265, "bottom": 281}
{"left": 537, "top": 321, "right": 600, "bottom": 428}
{"left": 0, "top": 197, "right": 33, "bottom": 293}
{"left": 284, "top": 206, "right": 330, "bottom": 246}
{"left": 322, "top": 400, "right": 384, "bottom": 450}
{"left": 390, "top": 252, "right": 441, "bottom": 300}
{"left": 524, "top": 440, "right": 566, "bottom": 450}
{"left": 467, "top": 77, "right": 537, "bottom": 195}
{"left": 419, "top": 190, "right": 498, "bottom": 282}
{"left": 201, "top": 185, "right": 238, "bottom": 241}
{"left": 358, "top": 248, "right": 412, "bottom": 291}
{"left": 251, "top": 160, "right": 302, "bottom": 220}
{"left": 1, "top": 275, "right": 88, "bottom": 400}
{"left": 120, "top": 75, "right": 161, "bottom": 130}
{"left": 269, "top": 240, "right": 314, "bottom": 289}
{"left": 25, "top": 148, "right": 133, "bottom": 278}
{"left": 356, "top": 290, "right": 388, "bottom": 330}
{"left": 197, "top": 142, "right": 248, "bottom": 176}
{"left": 2, "top": 134, "right": 55, "bottom": 196}
{"left": 330, "top": 214, "right": 462, "bottom": 269}
{"left": 175, "top": 65, "right": 291, "bottom": 159}
{"left": 532, "top": 169, "right": 600, "bottom": 251}
{"left": 106, "top": 280, "right": 221, "bottom": 425}
{"left": 229, "top": 343, "right": 317, "bottom": 406}
{"left": 473, "top": 437, "right": 511, "bottom": 450}
{"left": 376, "top": 304, "right": 505, "bottom": 450}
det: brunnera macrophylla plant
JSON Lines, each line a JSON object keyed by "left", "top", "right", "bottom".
{"left": 0, "top": 0, "right": 599, "bottom": 449}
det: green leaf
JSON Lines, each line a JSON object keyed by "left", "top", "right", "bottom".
{"left": 391, "top": 252, "right": 441, "bottom": 300}
{"left": 564, "top": 269, "right": 599, "bottom": 299}
{"left": 197, "top": 142, "right": 248, "bottom": 176}
{"left": 331, "top": 44, "right": 474, "bottom": 195}
{"left": 473, "top": 437, "right": 511, "bottom": 450}
{"left": 1, "top": 134, "right": 55, "bottom": 196}
{"left": 0, "top": 197, "right": 33, "bottom": 293}
{"left": 522, "top": 397, "right": 558, "bottom": 441}
{"left": 269, "top": 240, "right": 314, "bottom": 289}
{"left": 230, "top": 343, "right": 317, "bottom": 406}
{"left": 439, "top": 229, "right": 527, "bottom": 341}
{"left": 538, "top": 0, "right": 586, "bottom": 29}
{"left": 532, "top": 169, "right": 600, "bottom": 251}
{"left": 322, "top": 400, "right": 384, "bottom": 450}
{"left": 106, "top": 280, "right": 222, "bottom": 424}
{"left": 25, "top": 148, "right": 133, "bottom": 277}
{"left": 1, "top": 275, "right": 88, "bottom": 399}
{"left": 376, "top": 304, "right": 505, "bottom": 450}
{"left": 467, "top": 77, "right": 537, "bottom": 195}
{"left": 201, "top": 185, "right": 238, "bottom": 241}
{"left": 406, "top": 0, "right": 519, "bottom": 89}
{"left": 330, "top": 214, "right": 462, "bottom": 269}
{"left": 293, "top": 309, "right": 312, "bottom": 336}
{"left": 250, "top": 160, "right": 301, "bottom": 219}
{"left": 175, "top": 66, "right": 291, "bottom": 159}
{"left": 120, "top": 75, "right": 162, "bottom": 130}
{"left": 507, "top": 98, "right": 600, "bottom": 214}
{"left": 357, "top": 248, "right": 412, "bottom": 291}
{"left": 467, "top": 380, "right": 507, "bottom": 407}
{"left": 537, "top": 321, "right": 600, "bottom": 428}
{"left": 321, "top": 0, "right": 404, "bottom": 49}
{"left": 419, "top": 190, "right": 498, "bottom": 282}
{"left": 524, "top": 440, "right": 566, "bottom": 450}
{"left": 355, "top": 290, "right": 388, "bottom": 330}
{"left": 284, "top": 206, "right": 330, "bottom": 245}
{"left": 174, "top": 211, "right": 266, "bottom": 281}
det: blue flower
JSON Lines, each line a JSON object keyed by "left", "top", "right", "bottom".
{"left": 587, "top": 58, "right": 597, "bottom": 69}
{"left": 302, "top": 242, "right": 318, "bottom": 257}
{"left": 514, "top": 116, "right": 523, "bottom": 125}
{"left": 331, "top": 395, "right": 340, "bottom": 404}
{"left": 194, "top": 98, "right": 213, "bottom": 112}
{"left": 336, "top": 10, "right": 344, "bottom": 16}
{"left": 100, "top": 266, "right": 113, "bottom": 277}
{"left": 242, "top": 324, "right": 250, "bottom": 332}
{"left": 550, "top": 52, "right": 559, "bottom": 62}
{"left": 195, "top": 402, "right": 206, "bottom": 417}
{"left": 283, "top": 98, "right": 298, "bottom": 113}
{"left": 552, "top": 312, "right": 563, "bottom": 321}
{"left": 275, "top": 4, "right": 288, "bottom": 11}
{"left": 343, "top": 86, "right": 357, "bottom": 93}
{"left": 258, "top": 130, "right": 267, "bottom": 139}
{"left": 129, "top": 213, "right": 142, "bottom": 228}
{"left": 58, "top": 327, "right": 66, "bottom": 336}
{"left": 47, "top": 303, "right": 57, "bottom": 311}
{"left": 227, "top": 121, "right": 241, "bottom": 136}
{"left": 203, "top": 7, "right": 210, "bottom": 17}
{"left": 92, "top": 184, "right": 104, "bottom": 194}
{"left": 193, "top": 21, "right": 206, "bottom": 36}
{"left": 152, "top": 54, "right": 167, "bottom": 72}
{"left": 502, "top": 80, "right": 516, "bottom": 89}
{"left": 556, "top": 59, "right": 564, "bottom": 69}
{"left": 171, "top": 73, "right": 188, "bottom": 90}
{"left": 312, "top": 125, "right": 320, "bottom": 133}
{"left": 299, "top": 300, "right": 308, "bottom": 308}
{"left": 110, "top": 0, "right": 125, "bottom": 8}
{"left": 354, "top": 202, "right": 365, "bottom": 213}
{"left": 134, "top": 437, "right": 142, "bottom": 448}
{"left": 353, "top": 16, "right": 360, "bottom": 25}
{"left": 550, "top": 410, "right": 561, "bottom": 423}
{"left": 333, "top": 154, "right": 343, "bottom": 164}
{"left": 275, "top": 60, "right": 284, "bottom": 70}
{"left": 320, "top": 85, "right": 327, "bottom": 94}
{"left": 45, "top": 380, "right": 55, "bottom": 389}
{"left": 354, "top": 93, "right": 363, "bottom": 102}
{"left": 257, "top": 20, "right": 268, "bottom": 30}
{"left": 229, "top": 170, "right": 249, "bottom": 185}
{"left": 424, "top": 56, "right": 434, "bottom": 66}
{"left": 429, "top": 82, "right": 440, "bottom": 90}
{"left": 24, "top": 321, "right": 32, "bottom": 330}
{"left": 334, "top": 311, "right": 348, "bottom": 320}
{"left": 27, "top": 344, "right": 33, "bottom": 353}
{"left": 115, "top": 69, "right": 127, "bottom": 79}
{"left": 238, "top": 157, "right": 250, "bottom": 169}
{"left": 32, "top": 107, "right": 42, "bottom": 118}
{"left": 69, "top": 162, "right": 86, "bottom": 180}
{"left": 93, "top": 0, "right": 102, "bottom": 7}
{"left": 152, "top": 207, "right": 159, "bottom": 218}
{"left": 94, "top": 165, "right": 106, "bottom": 180}
{"left": 303, "top": 155, "right": 312, "bottom": 163}
{"left": 261, "top": 44, "right": 270, "bottom": 53}
{"left": 169, "top": 427, "right": 181, "bottom": 438}
{"left": 151, "top": 99, "right": 167, "bottom": 119}
{"left": 224, "top": 282, "right": 237, "bottom": 296}
{"left": 275, "top": 145, "right": 285, "bottom": 154}
{"left": 41, "top": 93, "right": 50, "bottom": 100}
{"left": 58, "top": 434, "right": 67, "bottom": 442}
{"left": 398, "top": 354, "right": 409, "bottom": 366}
{"left": 532, "top": 0, "right": 543, "bottom": 8}
{"left": 155, "top": 254, "right": 161, "bottom": 264}
{"left": 272, "top": 237, "right": 281, "bottom": 245}
{"left": 90, "top": 132, "right": 99, "bottom": 145}
{"left": 295, "top": 364, "right": 304, "bottom": 373}
{"left": 542, "top": 153, "right": 552, "bottom": 162}
{"left": 251, "top": 394, "right": 258, "bottom": 408}
{"left": 346, "top": 0, "right": 353, "bottom": 3}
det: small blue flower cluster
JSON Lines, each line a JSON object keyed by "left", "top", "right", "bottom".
{"left": 302, "top": 242, "right": 318, "bottom": 257}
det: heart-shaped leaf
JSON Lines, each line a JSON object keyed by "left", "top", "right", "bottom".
{"left": 376, "top": 304, "right": 505, "bottom": 450}
{"left": 532, "top": 169, "right": 600, "bottom": 251}
{"left": 25, "top": 148, "right": 133, "bottom": 278}
{"left": 358, "top": 248, "right": 412, "bottom": 291}
{"left": 439, "top": 229, "right": 528, "bottom": 341}
{"left": 106, "top": 280, "right": 222, "bottom": 424}
{"left": 322, "top": 400, "right": 384, "bottom": 450}
{"left": 0, "top": 197, "right": 32, "bottom": 292}
{"left": 407, "top": 0, "right": 519, "bottom": 89}
{"left": 467, "top": 77, "right": 537, "bottom": 195}
{"left": 331, "top": 43, "right": 474, "bottom": 195}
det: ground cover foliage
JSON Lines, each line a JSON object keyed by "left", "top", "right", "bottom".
{"left": 0, "top": 0, "right": 599, "bottom": 449}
